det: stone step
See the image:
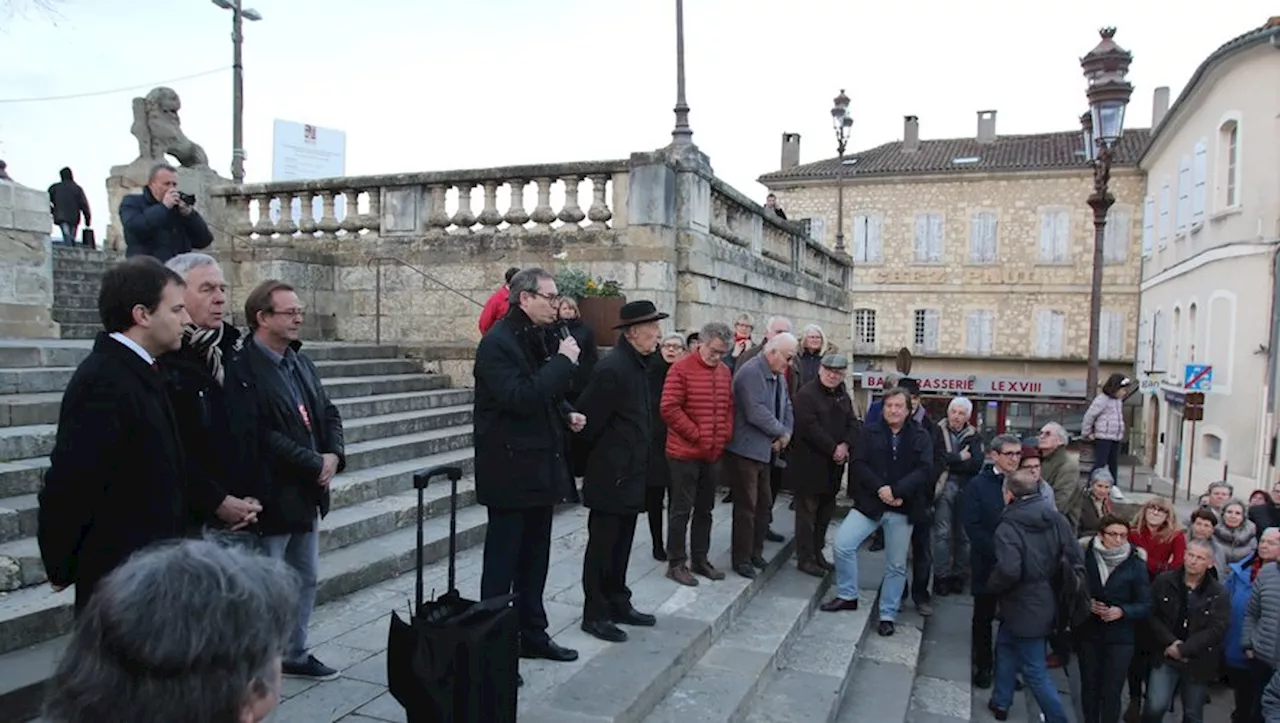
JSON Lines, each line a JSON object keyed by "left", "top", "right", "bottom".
{"left": 48, "top": 257, "right": 118, "bottom": 274}
{"left": 639, "top": 566, "right": 839, "bottom": 723}
{"left": 832, "top": 605, "right": 928, "bottom": 723}
{"left": 55, "top": 323, "right": 97, "bottom": 340}
{"left": 50, "top": 309, "right": 97, "bottom": 326}
{"left": 0, "top": 363, "right": 442, "bottom": 396}
{"left": 50, "top": 246, "right": 121, "bottom": 263}
{"left": 49, "top": 292, "right": 95, "bottom": 310}
{"left": 0, "top": 341, "right": 412, "bottom": 369}
{"left": 48, "top": 268, "right": 106, "bottom": 284}
{"left": 52, "top": 278, "right": 97, "bottom": 297}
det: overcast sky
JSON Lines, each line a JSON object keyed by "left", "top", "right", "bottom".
{"left": 0, "top": 0, "right": 1270, "bottom": 236}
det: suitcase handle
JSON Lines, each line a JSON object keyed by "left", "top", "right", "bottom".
{"left": 412, "top": 465, "right": 464, "bottom": 609}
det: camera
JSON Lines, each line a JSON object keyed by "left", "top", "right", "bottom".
{"left": 178, "top": 192, "right": 197, "bottom": 207}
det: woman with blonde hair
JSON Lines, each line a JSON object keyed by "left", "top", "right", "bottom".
{"left": 1123, "top": 496, "right": 1184, "bottom": 722}
{"left": 796, "top": 324, "right": 833, "bottom": 387}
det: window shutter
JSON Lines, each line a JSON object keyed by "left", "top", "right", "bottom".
{"left": 1039, "top": 213, "right": 1055, "bottom": 261}
{"left": 924, "top": 309, "right": 940, "bottom": 352}
{"left": 980, "top": 310, "right": 994, "bottom": 354}
{"left": 1051, "top": 312, "right": 1065, "bottom": 356}
{"left": 1158, "top": 182, "right": 1171, "bottom": 246}
{"left": 914, "top": 214, "right": 929, "bottom": 262}
{"left": 1142, "top": 196, "right": 1155, "bottom": 256}
{"left": 968, "top": 213, "right": 983, "bottom": 262}
{"left": 1035, "top": 310, "right": 1051, "bottom": 356}
{"left": 1053, "top": 211, "right": 1070, "bottom": 261}
{"left": 852, "top": 215, "right": 867, "bottom": 261}
{"left": 1104, "top": 210, "right": 1130, "bottom": 263}
{"left": 1109, "top": 310, "right": 1124, "bottom": 359}
{"left": 1192, "top": 140, "right": 1207, "bottom": 224}
{"left": 1177, "top": 156, "right": 1192, "bottom": 232}
{"left": 929, "top": 214, "right": 943, "bottom": 261}
{"left": 966, "top": 311, "right": 981, "bottom": 354}
{"left": 984, "top": 214, "right": 998, "bottom": 261}
{"left": 808, "top": 217, "right": 826, "bottom": 246}
{"left": 868, "top": 215, "right": 883, "bottom": 262}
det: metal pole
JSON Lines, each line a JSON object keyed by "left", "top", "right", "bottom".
{"left": 1085, "top": 146, "right": 1114, "bottom": 397}
{"left": 375, "top": 262, "right": 382, "bottom": 346}
{"left": 231, "top": 0, "right": 246, "bottom": 184}
{"left": 670, "top": 0, "right": 693, "bottom": 146}
{"left": 835, "top": 152, "right": 846, "bottom": 253}
{"left": 1187, "top": 419, "right": 1197, "bottom": 501}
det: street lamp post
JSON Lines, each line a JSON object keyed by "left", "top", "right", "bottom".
{"left": 1079, "top": 27, "right": 1133, "bottom": 396}
{"left": 831, "top": 89, "right": 853, "bottom": 253}
{"left": 671, "top": 0, "right": 693, "bottom": 146}
{"left": 212, "top": 0, "right": 262, "bottom": 185}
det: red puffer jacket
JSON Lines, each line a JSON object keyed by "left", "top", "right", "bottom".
{"left": 660, "top": 352, "right": 734, "bottom": 462}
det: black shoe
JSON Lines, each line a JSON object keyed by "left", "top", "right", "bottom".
{"left": 820, "top": 597, "right": 858, "bottom": 612}
{"left": 749, "top": 555, "right": 767, "bottom": 570}
{"left": 581, "top": 619, "right": 628, "bottom": 643}
{"left": 988, "top": 700, "right": 1008, "bottom": 721}
{"left": 734, "top": 562, "right": 757, "bottom": 579}
{"left": 877, "top": 620, "right": 895, "bottom": 637}
{"left": 282, "top": 655, "right": 339, "bottom": 681}
{"left": 869, "top": 538, "right": 885, "bottom": 552}
{"left": 764, "top": 529, "right": 785, "bottom": 543}
{"left": 520, "top": 639, "right": 580, "bottom": 662}
{"left": 518, "top": 673, "right": 524, "bottom": 687}
{"left": 652, "top": 544, "right": 667, "bottom": 562}
{"left": 934, "top": 577, "right": 952, "bottom": 597}
{"left": 612, "top": 605, "right": 656, "bottom": 627}
{"left": 972, "top": 666, "right": 993, "bottom": 689}
{"left": 722, "top": 492, "right": 733, "bottom": 504}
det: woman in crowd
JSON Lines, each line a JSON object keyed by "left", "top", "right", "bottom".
{"left": 557, "top": 296, "right": 597, "bottom": 504}
{"left": 1243, "top": 528, "right": 1280, "bottom": 723}
{"left": 1125, "top": 496, "right": 1184, "bottom": 721}
{"left": 795, "top": 324, "right": 832, "bottom": 387}
{"left": 646, "top": 333, "right": 686, "bottom": 561}
{"left": 726, "top": 313, "right": 754, "bottom": 372}
{"left": 1250, "top": 490, "right": 1270, "bottom": 508}
{"left": 1078, "top": 468, "right": 1116, "bottom": 536}
{"left": 1081, "top": 373, "right": 1132, "bottom": 489}
{"left": 1075, "top": 514, "right": 1150, "bottom": 723}
{"left": 1225, "top": 527, "right": 1280, "bottom": 723}
{"left": 1217, "top": 499, "right": 1259, "bottom": 569}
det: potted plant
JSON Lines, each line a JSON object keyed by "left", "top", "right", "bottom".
{"left": 555, "top": 267, "right": 626, "bottom": 345}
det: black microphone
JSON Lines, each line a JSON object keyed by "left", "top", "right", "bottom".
{"left": 557, "top": 323, "right": 571, "bottom": 341}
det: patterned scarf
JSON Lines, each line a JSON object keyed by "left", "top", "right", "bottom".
{"left": 1092, "top": 536, "right": 1132, "bottom": 586}
{"left": 184, "top": 323, "right": 225, "bottom": 385}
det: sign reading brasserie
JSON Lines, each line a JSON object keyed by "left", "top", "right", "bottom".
{"left": 861, "top": 373, "right": 1087, "bottom": 399}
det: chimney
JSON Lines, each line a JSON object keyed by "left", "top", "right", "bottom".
{"left": 903, "top": 115, "right": 920, "bottom": 152}
{"left": 976, "top": 110, "right": 997, "bottom": 144}
{"left": 780, "top": 132, "right": 801, "bottom": 170}
{"left": 1152, "top": 86, "right": 1171, "bottom": 128}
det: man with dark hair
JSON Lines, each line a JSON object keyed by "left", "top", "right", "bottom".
{"left": 48, "top": 167, "right": 91, "bottom": 245}
{"left": 479, "top": 266, "right": 522, "bottom": 334}
{"left": 119, "top": 162, "right": 214, "bottom": 261}
{"left": 38, "top": 256, "right": 191, "bottom": 613}
{"left": 239, "top": 278, "right": 346, "bottom": 681}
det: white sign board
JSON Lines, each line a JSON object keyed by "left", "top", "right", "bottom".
{"left": 270, "top": 120, "right": 348, "bottom": 223}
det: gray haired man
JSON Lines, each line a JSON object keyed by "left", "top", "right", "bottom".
{"left": 933, "top": 397, "right": 983, "bottom": 596}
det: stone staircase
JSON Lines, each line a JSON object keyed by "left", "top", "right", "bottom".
{"left": 0, "top": 339, "right": 484, "bottom": 720}
{"left": 50, "top": 246, "right": 121, "bottom": 340}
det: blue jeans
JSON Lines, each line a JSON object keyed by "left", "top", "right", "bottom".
{"left": 833, "top": 508, "right": 911, "bottom": 621}
{"left": 992, "top": 624, "right": 1068, "bottom": 723}
{"left": 57, "top": 222, "right": 77, "bottom": 244}
{"left": 1142, "top": 662, "right": 1209, "bottom": 723}
{"left": 261, "top": 518, "right": 320, "bottom": 665}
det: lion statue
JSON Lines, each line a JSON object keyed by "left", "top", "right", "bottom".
{"left": 130, "top": 87, "right": 209, "bottom": 168}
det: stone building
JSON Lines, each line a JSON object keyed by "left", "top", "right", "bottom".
{"left": 1136, "top": 18, "right": 1280, "bottom": 496}
{"left": 759, "top": 112, "right": 1149, "bottom": 439}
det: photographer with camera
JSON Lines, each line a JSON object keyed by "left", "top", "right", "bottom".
{"left": 120, "top": 163, "right": 215, "bottom": 262}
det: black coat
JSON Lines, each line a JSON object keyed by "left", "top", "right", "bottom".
{"left": 963, "top": 465, "right": 1008, "bottom": 596}
{"left": 160, "top": 324, "right": 265, "bottom": 529}
{"left": 786, "top": 379, "right": 859, "bottom": 496}
{"left": 1076, "top": 539, "right": 1151, "bottom": 646}
{"left": 575, "top": 340, "right": 654, "bottom": 514}
{"left": 241, "top": 339, "right": 345, "bottom": 535}
{"left": 559, "top": 318, "right": 598, "bottom": 405}
{"left": 37, "top": 333, "right": 188, "bottom": 611}
{"left": 849, "top": 418, "right": 933, "bottom": 524}
{"left": 119, "top": 187, "right": 214, "bottom": 262}
{"left": 646, "top": 356, "right": 672, "bottom": 489}
{"left": 1143, "top": 567, "right": 1231, "bottom": 682}
{"left": 987, "top": 494, "right": 1081, "bottom": 639}
{"left": 473, "top": 308, "right": 577, "bottom": 510}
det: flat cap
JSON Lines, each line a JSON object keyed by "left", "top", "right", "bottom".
{"left": 820, "top": 353, "right": 849, "bottom": 370}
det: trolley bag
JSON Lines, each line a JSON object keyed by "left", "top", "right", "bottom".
{"left": 386, "top": 465, "right": 519, "bottom": 723}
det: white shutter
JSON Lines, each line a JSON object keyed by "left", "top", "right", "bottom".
{"left": 969, "top": 211, "right": 996, "bottom": 263}
{"left": 852, "top": 215, "right": 867, "bottom": 260}
{"left": 1035, "top": 310, "right": 1052, "bottom": 356}
{"left": 965, "top": 311, "right": 981, "bottom": 354}
{"left": 809, "top": 217, "right": 826, "bottom": 245}
{"left": 1051, "top": 312, "right": 1065, "bottom": 356}
{"left": 1100, "top": 309, "right": 1125, "bottom": 359}
{"left": 980, "top": 310, "right": 994, "bottom": 354}
{"left": 924, "top": 309, "right": 940, "bottom": 352}
{"left": 1054, "top": 211, "right": 1070, "bottom": 261}
{"left": 1142, "top": 196, "right": 1155, "bottom": 256}
{"left": 867, "top": 215, "right": 883, "bottom": 262}
{"left": 928, "top": 214, "right": 944, "bottom": 262}
{"left": 1039, "top": 213, "right": 1055, "bottom": 261}
{"left": 1192, "top": 139, "right": 1208, "bottom": 224}
{"left": 1104, "top": 209, "right": 1130, "bottom": 263}
{"left": 914, "top": 214, "right": 929, "bottom": 262}
{"left": 1158, "top": 181, "right": 1171, "bottom": 246}
{"left": 1177, "top": 156, "right": 1192, "bottom": 232}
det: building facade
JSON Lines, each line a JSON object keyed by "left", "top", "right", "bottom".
{"left": 1136, "top": 19, "right": 1280, "bottom": 496}
{"left": 760, "top": 112, "right": 1149, "bottom": 441}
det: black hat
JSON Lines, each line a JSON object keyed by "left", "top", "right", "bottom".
{"left": 898, "top": 377, "right": 921, "bottom": 395}
{"left": 613, "top": 300, "right": 670, "bottom": 329}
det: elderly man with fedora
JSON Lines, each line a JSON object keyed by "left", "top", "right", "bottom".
{"left": 573, "top": 300, "right": 668, "bottom": 643}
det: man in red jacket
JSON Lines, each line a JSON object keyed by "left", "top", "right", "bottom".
{"left": 660, "top": 320, "right": 735, "bottom": 586}
{"left": 478, "top": 267, "right": 521, "bottom": 334}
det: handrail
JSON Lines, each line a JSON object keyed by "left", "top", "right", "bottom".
{"left": 367, "top": 255, "right": 484, "bottom": 345}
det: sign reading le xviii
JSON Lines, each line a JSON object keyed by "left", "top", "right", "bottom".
{"left": 870, "top": 268, "right": 1057, "bottom": 285}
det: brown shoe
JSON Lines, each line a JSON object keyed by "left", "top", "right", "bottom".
{"left": 798, "top": 561, "right": 826, "bottom": 578}
{"left": 667, "top": 564, "right": 699, "bottom": 587}
{"left": 820, "top": 597, "right": 859, "bottom": 612}
{"left": 691, "top": 559, "right": 726, "bottom": 580}
{"left": 816, "top": 553, "right": 834, "bottom": 571}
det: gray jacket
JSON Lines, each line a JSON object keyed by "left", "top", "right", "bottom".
{"left": 1263, "top": 668, "right": 1280, "bottom": 723}
{"left": 1245, "top": 562, "right": 1280, "bottom": 667}
{"left": 725, "top": 354, "right": 793, "bottom": 464}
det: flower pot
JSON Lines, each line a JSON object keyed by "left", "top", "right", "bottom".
{"left": 577, "top": 295, "right": 627, "bottom": 347}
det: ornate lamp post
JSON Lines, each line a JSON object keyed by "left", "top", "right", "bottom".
{"left": 1080, "top": 27, "right": 1133, "bottom": 395}
{"left": 831, "top": 89, "right": 853, "bottom": 253}
{"left": 212, "top": 0, "right": 263, "bottom": 185}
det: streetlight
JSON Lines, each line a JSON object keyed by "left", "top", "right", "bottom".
{"left": 1079, "top": 27, "right": 1133, "bottom": 396}
{"left": 830, "top": 89, "right": 853, "bottom": 253}
{"left": 212, "top": 0, "right": 263, "bottom": 185}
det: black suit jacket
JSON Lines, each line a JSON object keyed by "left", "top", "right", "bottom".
{"left": 38, "top": 333, "right": 187, "bottom": 612}
{"left": 240, "top": 338, "right": 345, "bottom": 535}
{"left": 119, "top": 187, "right": 214, "bottom": 262}
{"left": 574, "top": 340, "right": 653, "bottom": 515}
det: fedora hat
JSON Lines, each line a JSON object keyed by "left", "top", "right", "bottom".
{"left": 613, "top": 300, "right": 670, "bottom": 329}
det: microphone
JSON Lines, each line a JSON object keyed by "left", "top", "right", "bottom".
{"left": 557, "top": 324, "right": 571, "bottom": 341}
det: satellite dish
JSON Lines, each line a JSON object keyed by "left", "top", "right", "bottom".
{"left": 895, "top": 348, "right": 913, "bottom": 374}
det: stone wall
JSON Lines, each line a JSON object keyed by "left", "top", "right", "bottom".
{"left": 0, "top": 182, "right": 59, "bottom": 338}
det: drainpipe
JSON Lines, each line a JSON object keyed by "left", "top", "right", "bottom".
{"left": 1265, "top": 246, "right": 1280, "bottom": 484}
{"left": 1133, "top": 252, "right": 1148, "bottom": 463}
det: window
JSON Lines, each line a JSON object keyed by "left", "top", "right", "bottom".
{"left": 913, "top": 212, "right": 943, "bottom": 263}
{"left": 968, "top": 211, "right": 997, "bottom": 263}
{"left": 851, "top": 213, "right": 883, "bottom": 263}
{"left": 1038, "top": 209, "right": 1070, "bottom": 262}
{"left": 1100, "top": 309, "right": 1125, "bottom": 360}
{"left": 1176, "top": 155, "right": 1192, "bottom": 233}
{"left": 1158, "top": 179, "right": 1171, "bottom": 246}
{"left": 1204, "top": 434, "right": 1222, "bottom": 460}
{"left": 1103, "top": 208, "right": 1130, "bottom": 263}
{"left": 1151, "top": 309, "right": 1167, "bottom": 372}
{"left": 854, "top": 308, "right": 877, "bottom": 346}
{"left": 1219, "top": 120, "right": 1240, "bottom": 208}
{"left": 808, "top": 217, "right": 827, "bottom": 246}
{"left": 964, "top": 310, "right": 994, "bottom": 355}
{"left": 914, "top": 309, "right": 940, "bottom": 353}
{"left": 1035, "top": 309, "right": 1066, "bottom": 357}
{"left": 1191, "top": 139, "right": 1207, "bottom": 225}
{"left": 1141, "top": 196, "right": 1155, "bottom": 256}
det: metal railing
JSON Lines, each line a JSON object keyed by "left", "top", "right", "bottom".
{"left": 367, "top": 256, "right": 484, "bottom": 345}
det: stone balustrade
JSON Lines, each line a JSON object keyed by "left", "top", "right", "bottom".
{"left": 210, "top": 161, "right": 630, "bottom": 241}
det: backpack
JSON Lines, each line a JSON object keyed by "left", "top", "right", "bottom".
{"left": 1050, "top": 520, "right": 1091, "bottom": 639}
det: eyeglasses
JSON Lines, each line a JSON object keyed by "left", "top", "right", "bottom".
{"left": 1144, "top": 506, "right": 1169, "bottom": 516}
{"left": 661, "top": 343, "right": 685, "bottom": 351}
{"left": 997, "top": 450, "right": 1022, "bottom": 458}
{"left": 1101, "top": 530, "right": 1128, "bottom": 540}
{"left": 529, "top": 291, "right": 559, "bottom": 302}
{"left": 268, "top": 308, "right": 305, "bottom": 318}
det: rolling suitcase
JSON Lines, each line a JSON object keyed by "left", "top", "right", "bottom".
{"left": 386, "top": 465, "right": 519, "bottom": 723}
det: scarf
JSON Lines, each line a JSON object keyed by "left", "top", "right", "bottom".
{"left": 184, "top": 323, "right": 225, "bottom": 385}
{"left": 1092, "top": 536, "right": 1131, "bottom": 586}
{"left": 1214, "top": 519, "right": 1259, "bottom": 561}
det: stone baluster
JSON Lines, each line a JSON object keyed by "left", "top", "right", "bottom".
{"left": 275, "top": 192, "right": 299, "bottom": 236}
{"left": 252, "top": 195, "right": 275, "bottom": 237}
{"left": 340, "top": 190, "right": 363, "bottom": 234}
{"left": 477, "top": 181, "right": 503, "bottom": 234}
{"left": 529, "top": 178, "right": 556, "bottom": 233}
{"left": 316, "top": 191, "right": 341, "bottom": 235}
{"left": 231, "top": 195, "right": 254, "bottom": 236}
{"left": 503, "top": 180, "right": 530, "bottom": 234}
{"left": 451, "top": 183, "right": 477, "bottom": 233}
{"left": 586, "top": 175, "right": 612, "bottom": 230}
{"left": 426, "top": 185, "right": 452, "bottom": 235}
{"left": 556, "top": 176, "right": 586, "bottom": 230}
{"left": 364, "top": 189, "right": 381, "bottom": 233}
{"left": 297, "top": 192, "right": 318, "bottom": 236}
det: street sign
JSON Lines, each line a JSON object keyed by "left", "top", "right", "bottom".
{"left": 1184, "top": 364, "right": 1213, "bottom": 391}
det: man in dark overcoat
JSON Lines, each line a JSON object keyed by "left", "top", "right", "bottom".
{"left": 573, "top": 301, "right": 668, "bottom": 643}
{"left": 473, "top": 267, "right": 585, "bottom": 665}
{"left": 786, "top": 353, "right": 860, "bottom": 577}
{"left": 38, "top": 256, "right": 191, "bottom": 614}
